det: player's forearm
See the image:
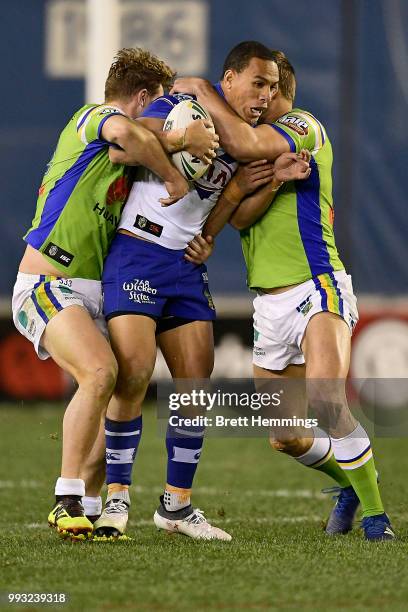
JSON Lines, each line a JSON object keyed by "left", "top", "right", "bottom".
{"left": 202, "top": 181, "right": 245, "bottom": 238}
{"left": 136, "top": 116, "right": 186, "bottom": 154}
{"left": 116, "top": 123, "right": 181, "bottom": 182}
{"left": 138, "top": 134, "right": 184, "bottom": 183}
{"left": 151, "top": 128, "right": 187, "bottom": 154}
{"left": 229, "top": 179, "right": 281, "bottom": 230}
{"left": 192, "top": 81, "right": 282, "bottom": 162}
{"left": 192, "top": 82, "right": 257, "bottom": 161}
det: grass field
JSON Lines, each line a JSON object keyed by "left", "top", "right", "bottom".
{"left": 1, "top": 402, "right": 408, "bottom": 611}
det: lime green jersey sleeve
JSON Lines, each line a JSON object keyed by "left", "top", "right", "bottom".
{"left": 268, "top": 108, "right": 328, "bottom": 154}
{"left": 76, "top": 105, "right": 125, "bottom": 145}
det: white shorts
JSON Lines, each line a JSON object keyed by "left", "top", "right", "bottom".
{"left": 252, "top": 270, "right": 359, "bottom": 371}
{"left": 12, "top": 273, "right": 107, "bottom": 360}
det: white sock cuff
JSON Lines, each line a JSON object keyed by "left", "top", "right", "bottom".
{"left": 330, "top": 423, "right": 372, "bottom": 469}
{"left": 55, "top": 477, "right": 85, "bottom": 497}
{"left": 82, "top": 496, "right": 102, "bottom": 515}
{"left": 107, "top": 489, "right": 130, "bottom": 505}
{"left": 295, "top": 427, "right": 331, "bottom": 467}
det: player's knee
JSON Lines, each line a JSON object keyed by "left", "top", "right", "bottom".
{"left": 269, "top": 434, "right": 309, "bottom": 456}
{"left": 78, "top": 359, "right": 118, "bottom": 399}
{"left": 115, "top": 366, "right": 154, "bottom": 401}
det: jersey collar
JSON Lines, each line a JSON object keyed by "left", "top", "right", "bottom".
{"left": 214, "top": 81, "right": 226, "bottom": 99}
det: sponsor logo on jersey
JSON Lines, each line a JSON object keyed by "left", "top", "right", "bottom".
{"left": 174, "top": 93, "right": 195, "bottom": 102}
{"left": 277, "top": 115, "right": 309, "bottom": 136}
{"left": 98, "top": 107, "right": 117, "bottom": 115}
{"left": 28, "top": 319, "right": 36, "bottom": 337}
{"left": 93, "top": 203, "right": 120, "bottom": 227}
{"left": 194, "top": 151, "right": 238, "bottom": 200}
{"left": 18, "top": 310, "right": 29, "bottom": 330}
{"left": 134, "top": 214, "right": 163, "bottom": 237}
{"left": 296, "top": 295, "right": 313, "bottom": 316}
{"left": 58, "top": 286, "right": 73, "bottom": 294}
{"left": 44, "top": 242, "right": 74, "bottom": 267}
{"left": 106, "top": 175, "right": 131, "bottom": 206}
{"left": 18, "top": 299, "right": 37, "bottom": 336}
{"left": 253, "top": 346, "right": 266, "bottom": 357}
{"left": 203, "top": 289, "right": 215, "bottom": 311}
{"left": 58, "top": 278, "right": 73, "bottom": 293}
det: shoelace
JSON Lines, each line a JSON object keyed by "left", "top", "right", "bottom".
{"left": 186, "top": 508, "right": 207, "bottom": 525}
{"left": 105, "top": 499, "right": 129, "bottom": 515}
{"left": 322, "top": 486, "right": 358, "bottom": 517}
{"left": 321, "top": 486, "right": 342, "bottom": 500}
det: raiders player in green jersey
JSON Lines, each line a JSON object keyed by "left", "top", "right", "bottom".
{"left": 174, "top": 51, "right": 394, "bottom": 541}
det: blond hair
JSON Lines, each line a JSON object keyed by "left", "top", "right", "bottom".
{"left": 271, "top": 50, "right": 296, "bottom": 102}
{"left": 105, "top": 48, "right": 175, "bottom": 101}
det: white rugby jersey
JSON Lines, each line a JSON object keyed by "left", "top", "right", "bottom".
{"left": 118, "top": 92, "right": 238, "bottom": 249}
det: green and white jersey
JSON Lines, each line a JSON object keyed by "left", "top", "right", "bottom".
{"left": 241, "top": 108, "right": 344, "bottom": 290}
{"left": 24, "top": 104, "right": 133, "bottom": 279}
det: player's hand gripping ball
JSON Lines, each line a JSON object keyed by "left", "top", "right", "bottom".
{"left": 164, "top": 100, "right": 216, "bottom": 181}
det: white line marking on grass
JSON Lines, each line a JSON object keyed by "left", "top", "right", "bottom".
{"left": 26, "top": 516, "right": 321, "bottom": 530}
{"left": 2, "top": 481, "right": 325, "bottom": 499}
{"left": 0, "top": 480, "right": 41, "bottom": 488}
{"left": 134, "top": 516, "right": 322, "bottom": 526}
{"left": 131, "top": 485, "right": 325, "bottom": 499}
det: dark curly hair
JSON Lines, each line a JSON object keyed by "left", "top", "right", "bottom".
{"left": 222, "top": 41, "right": 276, "bottom": 77}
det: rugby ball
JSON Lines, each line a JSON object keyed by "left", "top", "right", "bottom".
{"left": 163, "top": 99, "right": 215, "bottom": 181}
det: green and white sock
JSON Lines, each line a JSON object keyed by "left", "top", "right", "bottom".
{"left": 331, "top": 423, "right": 383, "bottom": 517}
{"left": 295, "top": 427, "right": 351, "bottom": 488}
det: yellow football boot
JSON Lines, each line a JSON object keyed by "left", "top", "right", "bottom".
{"left": 48, "top": 497, "right": 93, "bottom": 540}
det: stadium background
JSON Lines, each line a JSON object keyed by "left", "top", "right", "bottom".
{"left": 1, "top": 0, "right": 407, "bottom": 400}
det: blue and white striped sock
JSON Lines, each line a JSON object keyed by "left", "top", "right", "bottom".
{"left": 105, "top": 415, "right": 142, "bottom": 485}
{"left": 166, "top": 416, "right": 204, "bottom": 491}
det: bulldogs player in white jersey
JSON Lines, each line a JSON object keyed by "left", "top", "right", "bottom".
{"left": 86, "top": 42, "right": 307, "bottom": 541}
